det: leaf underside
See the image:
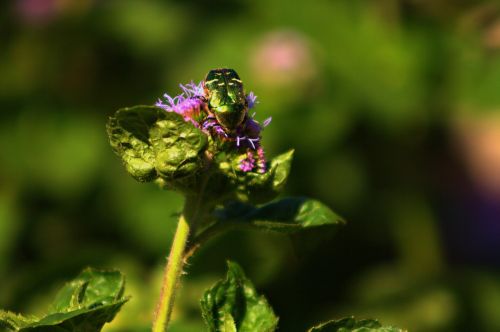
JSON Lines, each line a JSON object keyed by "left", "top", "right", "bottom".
{"left": 214, "top": 196, "right": 345, "bottom": 233}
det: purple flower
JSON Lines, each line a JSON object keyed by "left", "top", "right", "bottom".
{"left": 156, "top": 81, "right": 205, "bottom": 127}
{"left": 156, "top": 77, "right": 270, "bottom": 174}
{"left": 238, "top": 146, "right": 267, "bottom": 173}
{"left": 180, "top": 81, "right": 204, "bottom": 98}
{"left": 239, "top": 151, "right": 256, "bottom": 172}
{"left": 231, "top": 113, "right": 273, "bottom": 151}
{"left": 16, "top": 0, "right": 58, "bottom": 25}
{"left": 256, "top": 146, "right": 267, "bottom": 173}
{"left": 263, "top": 116, "right": 272, "bottom": 127}
{"left": 246, "top": 92, "right": 258, "bottom": 109}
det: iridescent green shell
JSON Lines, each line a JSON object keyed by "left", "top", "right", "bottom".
{"left": 204, "top": 68, "right": 248, "bottom": 132}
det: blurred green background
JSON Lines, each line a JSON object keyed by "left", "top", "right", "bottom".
{"left": 1, "top": 0, "right": 500, "bottom": 331}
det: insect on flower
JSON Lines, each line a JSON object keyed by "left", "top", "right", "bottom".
{"left": 204, "top": 68, "right": 247, "bottom": 132}
{"left": 156, "top": 68, "right": 272, "bottom": 173}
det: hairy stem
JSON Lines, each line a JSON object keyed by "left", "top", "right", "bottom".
{"left": 152, "top": 213, "right": 190, "bottom": 332}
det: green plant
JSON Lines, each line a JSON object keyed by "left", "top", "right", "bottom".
{"left": 0, "top": 269, "right": 127, "bottom": 332}
{"left": 0, "top": 69, "right": 405, "bottom": 332}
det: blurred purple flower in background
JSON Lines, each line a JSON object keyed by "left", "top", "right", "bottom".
{"left": 15, "top": 0, "right": 93, "bottom": 25}
{"left": 15, "top": 0, "right": 58, "bottom": 25}
{"left": 251, "top": 30, "right": 316, "bottom": 86}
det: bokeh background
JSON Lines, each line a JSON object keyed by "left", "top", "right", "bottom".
{"left": 1, "top": 0, "right": 500, "bottom": 331}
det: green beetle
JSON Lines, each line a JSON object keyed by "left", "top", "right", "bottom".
{"left": 204, "top": 68, "right": 248, "bottom": 133}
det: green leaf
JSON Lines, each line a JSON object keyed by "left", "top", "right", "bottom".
{"left": 308, "top": 317, "right": 406, "bottom": 332}
{"left": 107, "top": 105, "right": 293, "bottom": 204}
{"left": 201, "top": 261, "right": 278, "bottom": 332}
{"left": 215, "top": 149, "right": 294, "bottom": 204}
{"left": 0, "top": 312, "right": 37, "bottom": 331}
{"left": 214, "top": 197, "right": 345, "bottom": 233}
{"left": 238, "top": 149, "right": 294, "bottom": 204}
{"left": 0, "top": 268, "right": 128, "bottom": 332}
{"left": 106, "top": 105, "right": 208, "bottom": 192}
{"left": 49, "top": 268, "right": 125, "bottom": 313}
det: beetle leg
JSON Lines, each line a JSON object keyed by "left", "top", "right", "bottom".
{"left": 201, "top": 117, "right": 215, "bottom": 133}
{"left": 202, "top": 117, "right": 228, "bottom": 137}
{"left": 213, "top": 124, "right": 228, "bottom": 137}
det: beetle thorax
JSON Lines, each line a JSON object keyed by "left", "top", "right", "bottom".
{"left": 204, "top": 68, "right": 248, "bottom": 132}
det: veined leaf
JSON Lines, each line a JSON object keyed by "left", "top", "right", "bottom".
{"left": 106, "top": 105, "right": 208, "bottom": 192}
{"left": 201, "top": 261, "right": 278, "bottom": 332}
{"left": 0, "top": 268, "right": 128, "bottom": 332}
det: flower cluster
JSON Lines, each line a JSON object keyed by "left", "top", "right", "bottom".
{"left": 240, "top": 150, "right": 255, "bottom": 172}
{"left": 156, "top": 81, "right": 205, "bottom": 127}
{"left": 156, "top": 79, "right": 271, "bottom": 173}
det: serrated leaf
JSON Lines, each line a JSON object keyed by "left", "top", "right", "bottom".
{"left": 308, "top": 317, "right": 406, "bottom": 332}
{"left": 214, "top": 197, "right": 344, "bottom": 233}
{"left": 201, "top": 261, "right": 278, "bottom": 332}
{"left": 106, "top": 105, "right": 208, "bottom": 192}
{"left": 0, "top": 268, "right": 128, "bottom": 332}
{"left": 50, "top": 268, "right": 125, "bottom": 313}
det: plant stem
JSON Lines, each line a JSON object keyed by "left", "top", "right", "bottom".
{"left": 152, "top": 213, "right": 190, "bottom": 332}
